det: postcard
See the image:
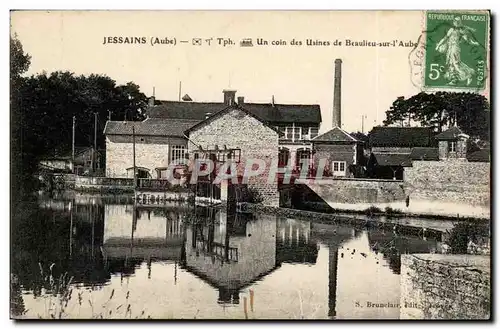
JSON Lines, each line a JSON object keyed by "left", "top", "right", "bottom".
{"left": 10, "top": 10, "right": 491, "bottom": 320}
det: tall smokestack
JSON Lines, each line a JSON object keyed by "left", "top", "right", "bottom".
{"left": 333, "top": 59, "right": 342, "bottom": 128}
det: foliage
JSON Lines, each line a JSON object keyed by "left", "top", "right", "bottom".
{"left": 10, "top": 34, "right": 31, "bottom": 80}
{"left": 448, "top": 221, "right": 490, "bottom": 254}
{"left": 16, "top": 263, "right": 151, "bottom": 319}
{"left": 10, "top": 37, "right": 149, "bottom": 199}
{"left": 383, "top": 92, "right": 490, "bottom": 140}
{"left": 350, "top": 131, "right": 369, "bottom": 144}
{"left": 384, "top": 206, "right": 403, "bottom": 215}
{"left": 364, "top": 206, "right": 382, "bottom": 216}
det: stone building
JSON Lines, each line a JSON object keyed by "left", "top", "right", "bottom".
{"left": 147, "top": 89, "right": 321, "bottom": 173}
{"left": 311, "top": 127, "right": 364, "bottom": 178}
{"left": 366, "top": 127, "right": 436, "bottom": 180}
{"left": 185, "top": 103, "right": 280, "bottom": 206}
{"left": 103, "top": 119, "right": 197, "bottom": 178}
{"left": 104, "top": 89, "right": 321, "bottom": 202}
{"left": 434, "top": 126, "right": 469, "bottom": 160}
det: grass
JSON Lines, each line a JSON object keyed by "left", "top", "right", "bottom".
{"left": 16, "top": 263, "right": 152, "bottom": 320}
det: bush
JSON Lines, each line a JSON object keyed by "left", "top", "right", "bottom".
{"left": 385, "top": 206, "right": 403, "bottom": 215}
{"left": 448, "top": 221, "right": 490, "bottom": 254}
{"left": 364, "top": 206, "right": 382, "bottom": 216}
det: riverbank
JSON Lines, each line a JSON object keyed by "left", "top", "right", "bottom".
{"left": 238, "top": 203, "right": 457, "bottom": 240}
{"left": 325, "top": 200, "right": 490, "bottom": 220}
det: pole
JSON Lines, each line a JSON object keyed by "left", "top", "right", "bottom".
{"left": 93, "top": 112, "right": 98, "bottom": 173}
{"left": 178, "top": 81, "right": 182, "bottom": 101}
{"left": 132, "top": 124, "right": 137, "bottom": 189}
{"left": 361, "top": 115, "right": 364, "bottom": 134}
{"left": 72, "top": 116, "right": 76, "bottom": 173}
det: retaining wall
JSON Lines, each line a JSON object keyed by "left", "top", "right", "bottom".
{"left": 405, "top": 160, "right": 490, "bottom": 207}
{"left": 300, "top": 178, "right": 406, "bottom": 204}
{"left": 400, "top": 254, "right": 490, "bottom": 320}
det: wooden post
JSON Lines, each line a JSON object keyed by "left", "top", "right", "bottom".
{"left": 93, "top": 112, "right": 98, "bottom": 173}
{"left": 72, "top": 116, "right": 76, "bottom": 173}
{"left": 132, "top": 124, "right": 137, "bottom": 189}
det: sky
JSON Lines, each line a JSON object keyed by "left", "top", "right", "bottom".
{"left": 10, "top": 10, "right": 489, "bottom": 134}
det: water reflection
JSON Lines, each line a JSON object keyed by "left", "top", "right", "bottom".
{"left": 11, "top": 194, "right": 440, "bottom": 319}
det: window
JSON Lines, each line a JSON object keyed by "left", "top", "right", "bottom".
{"left": 292, "top": 127, "right": 301, "bottom": 141}
{"left": 285, "top": 126, "right": 294, "bottom": 140}
{"left": 301, "top": 127, "right": 309, "bottom": 140}
{"left": 171, "top": 145, "right": 186, "bottom": 163}
{"left": 309, "top": 127, "right": 319, "bottom": 139}
{"left": 278, "top": 148, "right": 290, "bottom": 166}
{"left": 449, "top": 141, "right": 457, "bottom": 152}
{"left": 332, "top": 161, "right": 346, "bottom": 176}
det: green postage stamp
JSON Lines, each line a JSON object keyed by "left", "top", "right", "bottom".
{"left": 424, "top": 11, "right": 489, "bottom": 90}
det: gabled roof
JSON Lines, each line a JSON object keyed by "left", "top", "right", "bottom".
{"left": 147, "top": 100, "right": 321, "bottom": 124}
{"left": 467, "top": 149, "right": 490, "bottom": 162}
{"left": 435, "top": 126, "right": 469, "bottom": 140}
{"left": 410, "top": 147, "right": 440, "bottom": 161}
{"left": 104, "top": 119, "right": 199, "bottom": 137}
{"left": 372, "top": 153, "right": 412, "bottom": 167}
{"left": 184, "top": 105, "right": 281, "bottom": 136}
{"left": 368, "top": 127, "right": 435, "bottom": 148}
{"left": 311, "top": 127, "right": 358, "bottom": 143}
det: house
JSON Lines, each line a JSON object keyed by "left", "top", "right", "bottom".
{"left": 185, "top": 101, "right": 281, "bottom": 206}
{"left": 73, "top": 147, "right": 106, "bottom": 175}
{"left": 366, "top": 127, "right": 436, "bottom": 180}
{"left": 311, "top": 127, "right": 364, "bottom": 178}
{"left": 104, "top": 89, "right": 321, "bottom": 188}
{"left": 147, "top": 90, "right": 321, "bottom": 171}
{"left": 39, "top": 147, "right": 105, "bottom": 175}
{"left": 103, "top": 119, "right": 197, "bottom": 178}
{"left": 434, "top": 126, "right": 469, "bottom": 160}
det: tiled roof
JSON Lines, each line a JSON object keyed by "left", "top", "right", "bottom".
{"left": 410, "top": 147, "right": 439, "bottom": 161}
{"left": 312, "top": 127, "right": 358, "bottom": 143}
{"left": 368, "top": 127, "right": 435, "bottom": 148}
{"left": 104, "top": 119, "right": 199, "bottom": 137}
{"left": 185, "top": 105, "right": 281, "bottom": 136}
{"left": 467, "top": 149, "right": 490, "bottom": 162}
{"left": 373, "top": 153, "right": 412, "bottom": 167}
{"left": 147, "top": 101, "right": 322, "bottom": 124}
{"left": 435, "top": 126, "right": 468, "bottom": 140}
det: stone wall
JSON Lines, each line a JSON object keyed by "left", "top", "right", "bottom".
{"left": 313, "top": 143, "right": 359, "bottom": 177}
{"left": 105, "top": 135, "right": 187, "bottom": 178}
{"left": 400, "top": 254, "right": 490, "bottom": 319}
{"left": 188, "top": 108, "right": 279, "bottom": 206}
{"left": 438, "top": 138, "right": 467, "bottom": 160}
{"left": 405, "top": 160, "right": 490, "bottom": 207}
{"left": 302, "top": 178, "right": 406, "bottom": 204}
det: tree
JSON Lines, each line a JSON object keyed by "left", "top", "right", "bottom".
{"left": 11, "top": 35, "right": 32, "bottom": 200}
{"left": 350, "top": 132, "right": 369, "bottom": 144}
{"left": 10, "top": 34, "right": 31, "bottom": 81}
{"left": 383, "top": 92, "right": 490, "bottom": 140}
{"left": 20, "top": 72, "right": 147, "bottom": 158}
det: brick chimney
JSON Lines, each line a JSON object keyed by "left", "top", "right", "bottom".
{"left": 333, "top": 59, "right": 342, "bottom": 128}
{"left": 223, "top": 90, "right": 237, "bottom": 106}
{"left": 237, "top": 96, "right": 244, "bottom": 105}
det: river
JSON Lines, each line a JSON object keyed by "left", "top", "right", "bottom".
{"left": 10, "top": 192, "right": 442, "bottom": 320}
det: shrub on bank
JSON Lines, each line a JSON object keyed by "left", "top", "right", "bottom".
{"left": 364, "top": 206, "right": 382, "bottom": 216}
{"left": 448, "top": 221, "right": 490, "bottom": 254}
